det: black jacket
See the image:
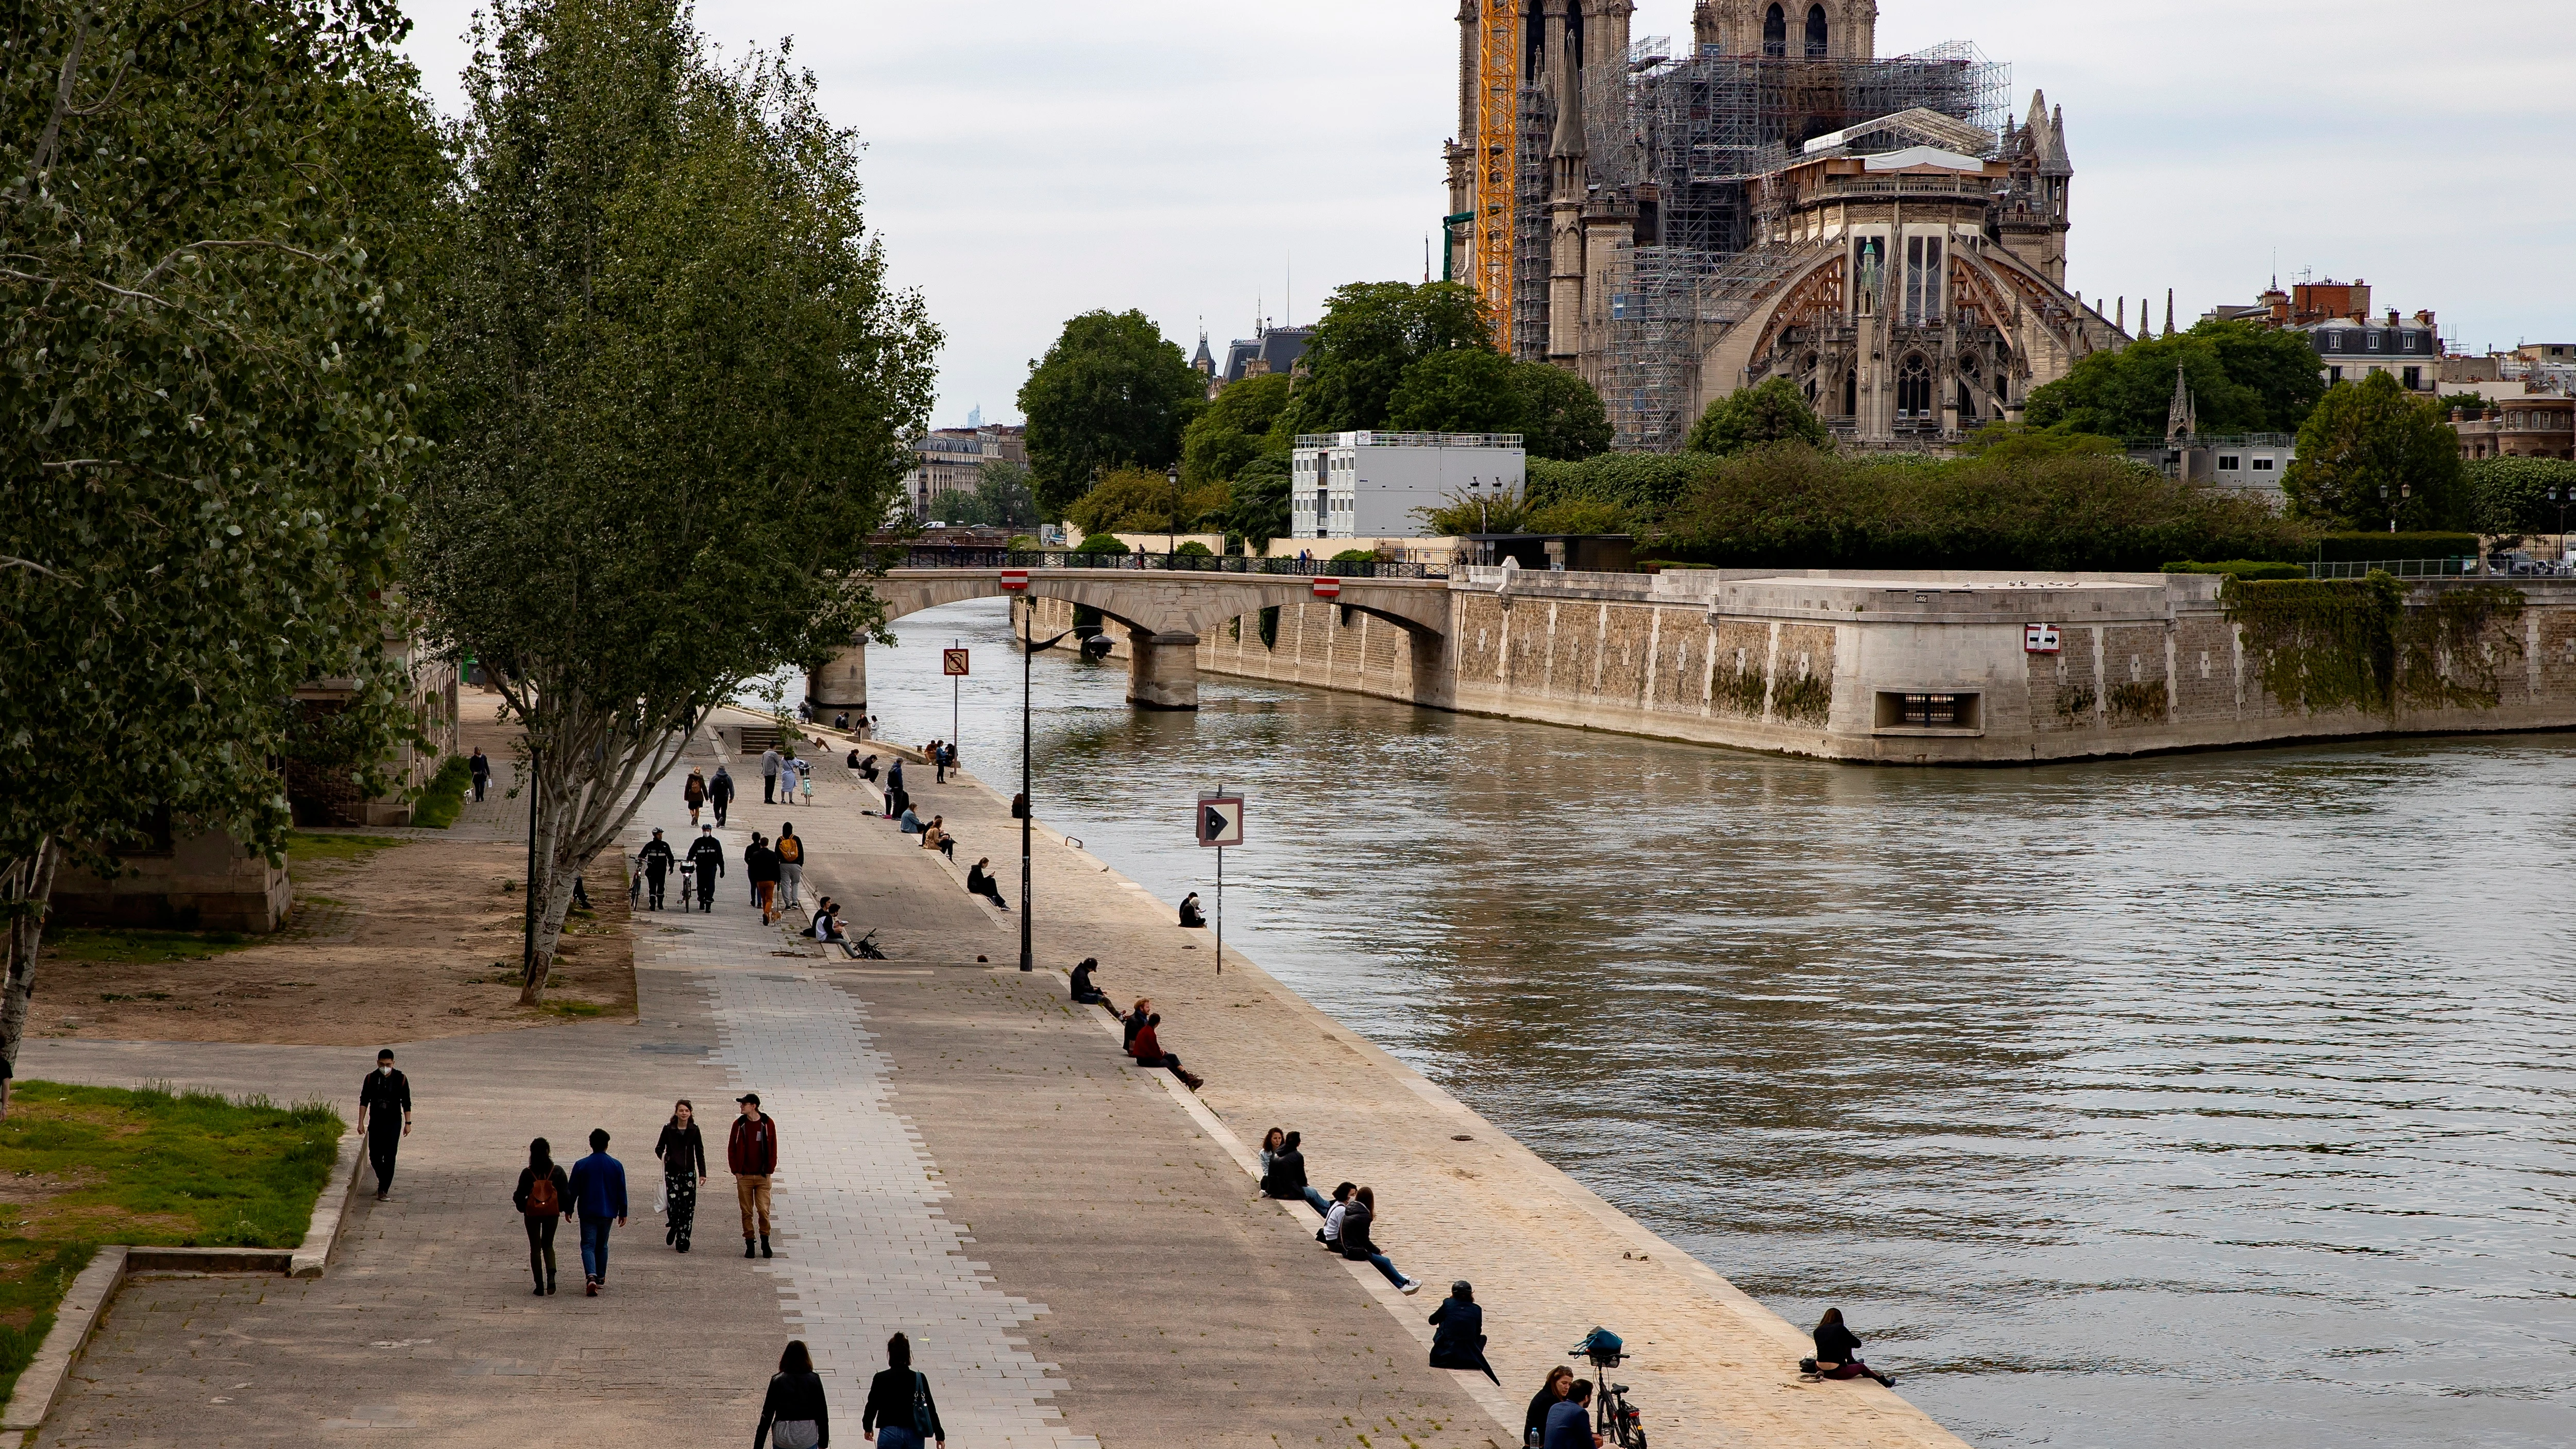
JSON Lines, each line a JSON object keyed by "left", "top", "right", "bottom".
{"left": 1525, "top": 1386, "right": 1566, "bottom": 1440}
{"left": 637, "top": 839, "right": 675, "bottom": 875}
{"left": 1261, "top": 1146, "right": 1308, "bottom": 1199}
{"left": 1429, "top": 1298, "right": 1488, "bottom": 1369}
{"left": 756, "top": 1370, "right": 829, "bottom": 1448}
{"left": 1337, "top": 1200, "right": 1379, "bottom": 1259}
{"left": 744, "top": 843, "right": 779, "bottom": 883}
{"left": 513, "top": 1163, "right": 571, "bottom": 1218}
{"left": 862, "top": 1368, "right": 940, "bottom": 1438}
{"left": 655, "top": 1121, "right": 706, "bottom": 1177}
{"left": 685, "top": 836, "right": 725, "bottom": 877}
{"left": 709, "top": 771, "right": 735, "bottom": 804}
{"left": 1815, "top": 1322, "right": 1863, "bottom": 1364}
{"left": 358, "top": 1068, "right": 410, "bottom": 1131}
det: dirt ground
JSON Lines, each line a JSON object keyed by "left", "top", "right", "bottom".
{"left": 29, "top": 696, "right": 637, "bottom": 1047}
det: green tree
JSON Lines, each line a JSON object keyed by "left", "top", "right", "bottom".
{"left": 1284, "top": 280, "right": 1490, "bottom": 434}
{"left": 1180, "top": 373, "right": 1294, "bottom": 486}
{"left": 2190, "top": 319, "right": 2328, "bottom": 432}
{"left": 1686, "top": 376, "right": 1831, "bottom": 455}
{"left": 1513, "top": 362, "right": 1613, "bottom": 461}
{"left": 415, "top": 0, "right": 937, "bottom": 1003}
{"left": 1957, "top": 423, "right": 2124, "bottom": 462}
{"left": 2026, "top": 321, "right": 2325, "bottom": 438}
{"left": 925, "top": 460, "right": 1037, "bottom": 529}
{"left": 1387, "top": 348, "right": 1522, "bottom": 432}
{"left": 2437, "top": 391, "right": 2492, "bottom": 420}
{"left": 1, "top": 0, "right": 436, "bottom": 1072}
{"left": 1018, "top": 310, "right": 1202, "bottom": 519}
{"left": 1226, "top": 455, "right": 1293, "bottom": 552}
{"left": 2465, "top": 456, "right": 2576, "bottom": 537}
{"left": 2282, "top": 372, "right": 2467, "bottom": 531}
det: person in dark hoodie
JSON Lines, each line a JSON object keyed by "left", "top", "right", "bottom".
{"left": 686, "top": 826, "right": 725, "bottom": 912}
{"left": 744, "top": 833, "right": 781, "bottom": 924}
{"left": 1261, "top": 1130, "right": 1333, "bottom": 1218}
{"left": 512, "top": 1136, "right": 572, "bottom": 1295}
{"left": 709, "top": 764, "right": 736, "bottom": 827}
{"left": 1428, "top": 1280, "right": 1500, "bottom": 1384}
{"left": 754, "top": 1338, "right": 830, "bottom": 1449}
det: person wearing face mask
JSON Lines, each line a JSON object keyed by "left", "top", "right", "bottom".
{"left": 357, "top": 1048, "right": 412, "bottom": 1201}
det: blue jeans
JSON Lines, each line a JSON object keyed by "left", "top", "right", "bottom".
{"left": 1300, "top": 1186, "right": 1332, "bottom": 1216}
{"left": 1365, "top": 1252, "right": 1405, "bottom": 1287}
{"left": 579, "top": 1215, "right": 613, "bottom": 1282}
{"left": 876, "top": 1427, "right": 922, "bottom": 1449}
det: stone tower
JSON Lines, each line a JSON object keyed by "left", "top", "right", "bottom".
{"left": 1995, "top": 90, "right": 2074, "bottom": 287}
{"left": 1692, "top": 0, "right": 1877, "bottom": 59}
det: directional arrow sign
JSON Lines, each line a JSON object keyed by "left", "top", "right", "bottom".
{"left": 1196, "top": 795, "right": 1244, "bottom": 848}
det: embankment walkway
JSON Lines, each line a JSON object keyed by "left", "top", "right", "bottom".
{"left": 18, "top": 711, "right": 1967, "bottom": 1448}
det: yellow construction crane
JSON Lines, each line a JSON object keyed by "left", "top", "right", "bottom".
{"left": 1475, "top": 0, "right": 1519, "bottom": 355}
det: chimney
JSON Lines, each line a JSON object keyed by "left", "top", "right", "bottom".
{"left": 2414, "top": 309, "right": 2436, "bottom": 329}
{"left": 2386, "top": 308, "right": 2399, "bottom": 327}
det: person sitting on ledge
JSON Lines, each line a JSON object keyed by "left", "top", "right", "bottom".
{"left": 898, "top": 805, "right": 924, "bottom": 835}
{"left": 1809, "top": 1307, "right": 1894, "bottom": 1387}
{"left": 1127, "top": 1006, "right": 1204, "bottom": 1091}
{"left": 1069, "top": 957, "right": 1106, "bottom": 1005}
{"left": 849, "top": 749, "right": 875, "bottom": 775}
{"left": 1178, "top": 892, "right": 1206, "bottom": 928}
{"left": 965, "top": 857, "right": 1007, "bottom": 909}
{"left": 1261, "top": 1130, "right": 1334, "bottom": 1218}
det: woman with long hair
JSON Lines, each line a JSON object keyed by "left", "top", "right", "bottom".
{"left": 655, "top": 1099, "right": 708, "bottom": 1253}
{"left": 1524, "top": 1365, "right": 1575, "bottom": 1444}
{"left": 862, "top": 1331, "right": 945, "bottom": 1447}
{"left": 755, "top": 1339, "right": 829, "bottom": 1448}
{"left": 511, "top": 1137, "right": 571, "bottom": 1296}
{"left": 1335, "top": 1185, "right": 1421, "bottom": 1294}
{"left": 1811, "top": 1306, "right": 1895, "bottom": 1387}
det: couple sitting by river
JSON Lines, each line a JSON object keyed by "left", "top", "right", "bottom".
{"left": 1069, "top": 959, "right": 1208, "bottom": 1092}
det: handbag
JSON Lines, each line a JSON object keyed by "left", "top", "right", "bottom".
{"left": 911, "top": 1370, "right": 935, "bottom": 1434}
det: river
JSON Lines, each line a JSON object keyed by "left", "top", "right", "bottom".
{"left": 837, "top": 598, "right": 2576, "bottom": 1448}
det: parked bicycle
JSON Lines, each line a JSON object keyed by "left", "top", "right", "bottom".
{"left": 1569, "top": 1327, "right": 1647, "bottom": 1448}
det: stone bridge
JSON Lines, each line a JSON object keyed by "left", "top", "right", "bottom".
{"left": 809, "top": 567, "right": 1452, "bottom": 712}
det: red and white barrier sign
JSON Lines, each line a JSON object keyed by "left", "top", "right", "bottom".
{"left": 1312, "top": 577, "right": 1342, "bottom": 600}
{"left": 999, "top": 569, "right": 1029, "bottom": 591}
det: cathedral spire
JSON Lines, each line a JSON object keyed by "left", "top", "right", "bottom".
{"left": 2166, "top": 363, "right": 2196, "bottom": 443}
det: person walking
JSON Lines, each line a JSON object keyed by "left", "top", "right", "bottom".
{"left": 656, "top": 1099, "right": 709, "bottom": 1253}
{"left": 687, "top": 826, "right": 726, "bottom": 912}
{"left": 883, "top": 756, "right": 904, "bottom": 816}
{"left": 568, "top": 1128, "right": 628, "bottom": 1296}
{"left": 468, "top": 747, "right": 491, "bottom": 803}
{"left": 1429, "top": 1280, "right": 1501, "bottom": 1384}
{"left": 637, "top": 829, "right": 676, "bottom": 911}
{"left": 964, "top": 858, "right": 1006, "bottom": 909}
{"left": 730, "top": 1092, "right": 779, "bottom": 1259}
{"left": 800, "top": 757, "right": 816, "bottom": 807}
{"left": 754, "top": 1339, "right": 831, "bottom": 1449}
{"left": 745, "top": 833, "right": 781, "bottom": 924}
{"left": 1542, "top": 1380, "right": 1597, "bottom": 1449}
{"left": 861, "top": 1332, "right": 946, "bottom": 1448}
{"left": 1524, "top": 1366, "right": 1575, "bottom": 1446}
{"left": 711, "top": 764, "right": 736, "bottom": 827}
{"left": 777, "top": 752, "right": 801, "bottom": 808}
{"left": 776, "top": 824, "right": 805, "bottom": 911}
{"left": 685, "top": 768, "right": 709, "bottom": 826}
{"left": 513, "top": 1136, "right": 571, "bottom": 1295}
{"left": 1336, "top": 1186, "right": 1421, "bottom": 1293}
{"left": 761, "top": 744, "right": 783, "bottom": 804}
{"left": 357, "top": 1048, "right": 411, "bottom": 1201}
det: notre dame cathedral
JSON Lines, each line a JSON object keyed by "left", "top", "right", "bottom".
{"left": 1443, "top": 2, "right": 2124, "bottom": 451}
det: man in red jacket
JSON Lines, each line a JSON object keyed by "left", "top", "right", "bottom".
{"left": 728, "top": 1092, "right": 779, "bottom": 1259}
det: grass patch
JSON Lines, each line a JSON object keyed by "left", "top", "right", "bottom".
{"left": 409, "top": 755, "right": 474, "bottom": 830}
{"left": 38, "top": 929, "right": 252, "bottom": 967}
{"left": 283, "top": 831, "right": 406, "bottom": 866}
{"left": 0, "top": 1081, "right": 343, "bottom": 1406}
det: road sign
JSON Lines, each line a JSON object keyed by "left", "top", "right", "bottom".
{"left": 1312, "top": 577, "right": 1342, "bottom": 600}
{"left": 999, "top": 569, "right": 1029, "bottom": 591}
{"left": 942, "top": 648, "right": 970, "bottom": 676}
{"left": 2024, "top": 623, "right": 2062, "bottom": 654}
{"left": 1196, "top": 795, "right": 1244, "bottom": 848}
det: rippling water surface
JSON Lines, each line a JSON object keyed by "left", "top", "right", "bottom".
{"left": 845, "top": 600, "right": 2576, "bottom": 1447}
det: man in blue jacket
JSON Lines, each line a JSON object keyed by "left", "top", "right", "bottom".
{"left": 569, "top": 1128, "right": 628, "bottom": 1297}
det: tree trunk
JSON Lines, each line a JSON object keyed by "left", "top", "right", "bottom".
{"left": 0, "top": 840, "right": 62, "bottom": 1120}
{"left": 512, "top": 705, "right": 703, "bottom": 1005}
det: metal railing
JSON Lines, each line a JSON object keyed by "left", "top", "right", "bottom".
{"left": 887, "top": 547, "right": 1446, "bottom": 579}
{"left": 2304, "top": 558, "right": 2478, "bottom": 579}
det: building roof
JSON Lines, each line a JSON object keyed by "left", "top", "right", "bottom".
{"left": 1862, "top": 144, "right": 1987, "bottom": 172}
{"left": 1220, "top": 326, "right": 1312, "bottom": 386}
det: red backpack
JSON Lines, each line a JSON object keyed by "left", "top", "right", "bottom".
{"left": 526, "top": 1171, "right": 560, "bottom": 1216}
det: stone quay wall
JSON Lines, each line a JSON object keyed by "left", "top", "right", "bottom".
{"left": 1142, "top": 569, "right": 2576, "bottom": 764}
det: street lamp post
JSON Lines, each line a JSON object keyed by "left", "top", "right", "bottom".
{"left": 1019, "top": 618, "right": 1083, "bottom": 973}
{"left": 1166, "top": 464, "right": 1181, "bottom": 557}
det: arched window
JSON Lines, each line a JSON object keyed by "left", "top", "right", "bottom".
{"left": 1762, "top": 4, "right": 1787, "bottom": 58}
{"left": 1843, "top": 368, "right": 1858, "bottom": 416}
{"left": 1897, "top": 354, "right": 1931, "bottom": 419}
{"left": 1805, "top": 4, "right": 1829, "bottom": 57}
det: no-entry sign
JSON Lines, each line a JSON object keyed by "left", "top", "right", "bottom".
{"left": 1196, "top": 795, "right": 1245, "bottom": 848}
{"left": 999, "top": 569, "right": 1029, "bottom": 591}
{"left": 1312, "top": 577, "right": 1342, "bottom": 600}
{"left": 942, "top": 648, "right": 970, "bottom": 676}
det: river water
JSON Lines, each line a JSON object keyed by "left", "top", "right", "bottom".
{"left": 847, "top": 599, "right": 2576, "bottom": 1448}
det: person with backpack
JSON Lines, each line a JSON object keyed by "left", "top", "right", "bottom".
{"left": 687, "top": 826, "right": 726, "bottom": 912}
{"left": 512, "top": 1137, "right": 571, "bottom": 1295}
{"left": 755, "top": 1339, "right": 831, "bottom": 1449}
{"left": 775, "top": 824, "right": 806, "bottom": 911}
{"left": 710, "top": 764, "right": 737, "bottom": 827}
{"left": 730, "top": 1093, "right": 779, "bottom": 1259}
{"left": 568, "top": 1128, "right": 628, "bottom": 1296}
{"left": 655, "top": 1099, "right": 708, "bottom": 1253}
{"left": 861, "top": 1331, "right": 945, "bottom": 1448}
{"left": 684, "top": 768, "right": 709, "bottom": 827}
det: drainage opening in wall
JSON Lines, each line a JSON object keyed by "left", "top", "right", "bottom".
{"left": 1874, "top": 690, "right": 1983, "bottom": 733}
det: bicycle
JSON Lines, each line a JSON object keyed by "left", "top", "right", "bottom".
{"left": 1568, "top": 1328, "right": 1647, "bottom": 1449}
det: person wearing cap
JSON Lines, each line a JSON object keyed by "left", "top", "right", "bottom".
{"left": 685, "top": 826, "right": 724, "bottom": 912}
{"left": 729, "top": 1092, "right": 780, "bottom": 1258}
{"left": 635, "top": 829, "right": 675, "bottom": 911}
{"left": 357, "top": 1048, "right": 412, "bottom": 1201}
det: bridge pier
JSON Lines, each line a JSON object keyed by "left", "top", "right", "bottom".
{"left": 809, "top": 641, "right": 867, "bottom": 719}
{"left": 1126, "top": 627, "right": 1200, "bottom": 711}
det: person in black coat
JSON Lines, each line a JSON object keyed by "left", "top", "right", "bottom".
{"left": 358, "top": 1049, "right": 411, "bottom": 1200}
{"left": 1524, "top": 1365, "right": 1574, "bottom": 1443}
{"left": 1428, "top": 1280, "right": 1500, "bottom": 1384}
{"left": 1069, "top": 958, "right": 1105, "bottom": 1005}
{"left": 655, "top": 1100, "right": 708, "bottom": 1253}
{"left": 686, "top": 827, "right": 725, "bottom": 912}
{"left": 755, "top": 1338, "right": 830, "bottom": 1448}
{"left": 861, "top": 1331, "right": 944, "bottom": 1447}
{"left": 512, "top": 1137, "right": 572, "bottom": 1295}
{"left": 636, "top": 830, "right": 676, "bottom": 910}
{"left": 1811, "top": 1306, "right": 1894, "bottom": 1386}
{"left": 709, "top": 765, "right": 737, "bottom": 827}
{"left": 965, "top": 858, "right": 1007, "bottom": 909}
{"left": 1261, "top": 1130, "right": 1334, "bottom": 1218}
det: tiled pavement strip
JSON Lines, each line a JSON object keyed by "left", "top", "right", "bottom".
{"left": 20, "top": 710, "right": 1969, "bottom": 1448}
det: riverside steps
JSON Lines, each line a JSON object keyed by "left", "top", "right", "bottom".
{"left": 13, "top": 710, "right": 1965, "bottom": 1448}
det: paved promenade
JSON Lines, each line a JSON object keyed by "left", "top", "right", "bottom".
{"left": 19, "top": 712, "right": 1969, "bottom": 1448}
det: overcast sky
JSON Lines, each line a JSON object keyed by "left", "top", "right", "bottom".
{"left": 398, "top": 1, "right": 2576, "bottom": 429}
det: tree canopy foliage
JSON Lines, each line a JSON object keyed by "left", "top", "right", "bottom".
{"left": 1385, "top": 350, "right": 1611, "bottom": 460}
{"left": 1061, "top": 467, "right": 1227, "bottom": 538}
{"left": 1225, "top": 455, "right": 1293, "bottom": 553}
{"left": 1685, "top": 377, "right": 1830, "bottom": 455}
{"left": 1018, "top": 310, "right": 1202, "bottom": 519}
{"left": 413, "top": 0, "right": 937, "bottom": 1001}
{"left": 2025, "top": 320, "right": 2326, "bottom": 438}
{"left": 2463, "top": 456, "right": 2576, "bottom": 538}
{"left": 1179, "top": 371, "right": 1291, "bottom": 486}
{"left": 2281, "top": 372, "right": 2467, "bottom": 531}
{"left": 1282, "top": 280, "right": 1489, "bottom": 435}
{"left": 2, "top": 0, "right": 439, "bottom": 1065}
{"left": 927, "top": 459, "right": 1037, "bottom": 530}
